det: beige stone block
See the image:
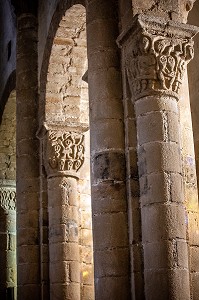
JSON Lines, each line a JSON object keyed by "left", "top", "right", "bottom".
{"left": 93, "top": 212, "right": 128, "bottom": 249}
{"left": 80, "top": 228, "right": 92, "bottom": 246}
{"left": 90, "top": 95, "right": 123, "bottom": 120}
{"left": 137, "top": 111, "right": 165, "bottom": 145}
{"left": 188, "top": 211, "right": 199, "bottom": 246}
{"left": 94, "top": 276, "right": 130, "bottom": 300}
{"left": 17, "top": 285, "right": 40, "bottom": 300}
{"left": 91, "top": 181, "right": 127, "bottom": 214}
{"left": 176, "top": 240, "right": 189, "bottom": 268}
{"left": 144, "top": 270, "right": 169, "bottom": 300}
{"left": 17, "top": 263, "right": 40, "bottom": 285}
{"left": 50, "top": 242, "right": 79, "bottom": 262}
{"left": 17, "top": 177, "right": 40, "bottom": 194}
{"left": 81, "top": 285, "right": 94, "bottom": 300}
{"left": 168, "top": 269, "right": 190, "bottom": 300}
{"left": 48, "top": 205, "right": 79, "bottom": 226}
{"left": 49, "top": 222, "right": 78, "bottom": 243}
{"left": 17, "top": 228, "right": 39, "bottom": 247}
{"left": 94, "top": 247, "right": 129, "bottom": 278}
{"left": 81, "top": 210, "right": 92, "bottom": 229}
{"left": 81, "top": 263, "right": 94, "bottom": 285}
{"left": 91, "top": 119, "right": 125, "bottom": 151}
{"left": 88, "top": 48, "right": 119, "bottom": 72}
{"left": 87, "top": 19, "right": 118, "bottom": 53}
{"left": 92, "top": 151, "right": 126, "bottom": 182}
{"left": 140, "top": 172, "right": 169, "bottom": 206}
{"left": 135, "top": 95, "right": 178, "bottom": 116}
{"left": 18, "top": 245, "right": 39, "bottom": 264}
{"left": 48, "top": 177, "right": 78, "bottom": 207}
{"left": 191, "top": 273, "right": 199, "bottom": 300}
{"left": 50, "top": 261, "right": 70, "bottom": 283}
{"left": 81, "top": 246, "right": 93, "bottom": 264}
{"left": 190, "top": 246, "right": 199, "bottom": 272}
{"left": 69, "top": 261, "right": 80, "bottom": 283}
{"left": 50, "top": 282, "right": 80, "bottom": 300}
{"left": 167, "top": 111, "right": 180, "bottom": 143}
{"left": 89, "top": 68, "right": 122, "bottom": 103}
{"left": 142, "top": 203, "right": 186, "bottom": 242}
{"left": 17, "top": 210, "right": 39, "bottom": 229}
{"left": 138, "top": 142, "right": 182, "bottom": 175}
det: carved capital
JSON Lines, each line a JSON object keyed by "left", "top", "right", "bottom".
{"left": 0, "top": 186, "right": 16, "bottom": 211}
{"left": 44, "top": 130, "right": 85, "bottom": 177}
{"left": 118, "top": 14, "right": 199, "bottom": 100}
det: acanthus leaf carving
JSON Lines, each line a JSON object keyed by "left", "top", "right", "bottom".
{"left": 47, "top": 131, "right": 85, "bottom": 172}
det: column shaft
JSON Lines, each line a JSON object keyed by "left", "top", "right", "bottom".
{"left": 136, "top": 95, "right": 190, "bottom": 299}
{"left": 16, "top": 14, "right": 40, "bottom": 299}
{"left": 87, "top": 0, "right": 130, "bottom": 299}
{"left": 48, "top": 176, "right": 80, "bottom": 300}
{"left": 0, "top": 183, "right": 16, "bottom": 300}
{"left": 118, "top": 14, "right": 199, "bottom": 300}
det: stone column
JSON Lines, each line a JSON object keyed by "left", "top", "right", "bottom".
{"left": 16, "top": 13, "right": 40, "bottom": 299}
{"left": 0, "top": 181, "right": 16, "bottom": 300}
{"left": 86, "top": 1, "right": 130, "bottom": 299}
{"left": 118, "top": 14, "right": 198, "bottom": 300}
{"left": 41, "top": 127, "right": 85, "bottom": 300}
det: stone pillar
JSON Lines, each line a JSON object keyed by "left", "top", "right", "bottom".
{"left": 118, "top": 14, "right": 198, "bottom": 300}
{"left": 16, "top": 13, "right": 40, "bottom": 299}
{"left": 41, "top": 127, "right": 85, "bottom": 300}
{"left": 0, "top": 181, "right": 16, "bottom": 300}
{"left": 86, "top": 0, "right": 130, "bottom": 299}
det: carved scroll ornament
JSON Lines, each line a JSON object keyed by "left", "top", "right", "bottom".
{"left": 126, "top": 33, "right": 194, "bottom": 98}
{"left": 47, "top": 131, "right": 85, "bottom": 172}
{"left": 0, "top": 187, "right": 16, "bottom": 210}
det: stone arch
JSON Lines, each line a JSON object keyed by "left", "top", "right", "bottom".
{"left": 0, "top": 88, "right": 16, "bottom": 299}
{"left": 39, "top": 2, "right": 93, "bottom": 299}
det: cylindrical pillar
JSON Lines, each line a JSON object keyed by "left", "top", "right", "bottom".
{"left": 48, "top": 176, "right": 80, "bottom": 300}
{"left": 16, "top": 13, "right": 40, "bottom": 299}
{"left": 42, "top": 128, "right": 85, "bottom": 300}
{"left": 0, "top": 181, "right": 16, "bottom": 300}
{"left": 118, "top": 14, "right": 198, "bottom": 300}
{"left": 87, "top": 0, "right": 130, "bottom": 299}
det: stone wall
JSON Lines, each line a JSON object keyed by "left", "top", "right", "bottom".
{"left": 0, "top": 90, "right": 16, "bottom": 299}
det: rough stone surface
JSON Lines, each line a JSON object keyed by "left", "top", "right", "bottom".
{"left": 1, "top": 1, "right": 199, "bottom": 300}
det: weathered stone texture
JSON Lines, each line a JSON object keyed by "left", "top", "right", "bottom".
{"left": 1, "top": 1, "right": 199, "bottom": 300}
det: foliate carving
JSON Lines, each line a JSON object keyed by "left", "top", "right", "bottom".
{"left": 126, "top": 33, "right": 194, "bottom": 98}
{"left": 48, "top": 131, "right": 85, "bottom": 172}
{"left": 0, "top": 187, "right": 16, "bottom": 210}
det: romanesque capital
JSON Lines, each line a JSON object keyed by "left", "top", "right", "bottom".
{"left": 0, "top": 185, "right": 16, "bottom": 211}
{"left": 47, "top": 130, "right": 85, "bottom": 172}
{"left": 117, "top": 14, "right": 199, "bottom": 100}
{"left": 37, "top": 124, "right": 86, "bottom": 177}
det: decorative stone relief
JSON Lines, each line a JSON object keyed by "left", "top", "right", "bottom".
{"left": 48, "top": 130, "right": 85, "bottom": 172}
{"left": 0, "top": 187, "right": 16, "bottom": 210}
{"left": 126, "top": 33, "right": 194, "bottom": 98}
{"left": 117, "top": 14, "right": 198, "bottom": 100}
